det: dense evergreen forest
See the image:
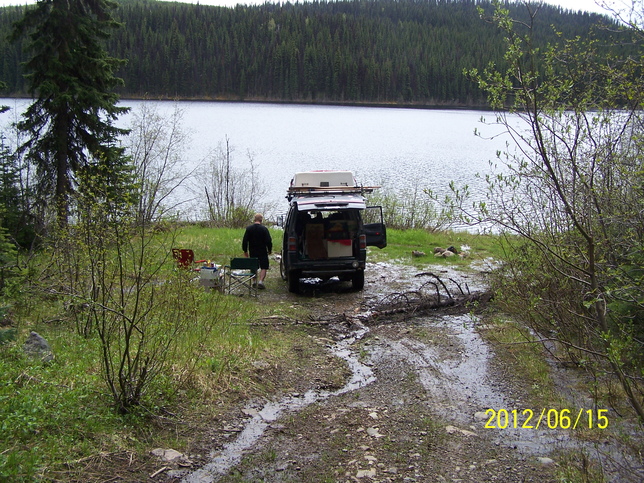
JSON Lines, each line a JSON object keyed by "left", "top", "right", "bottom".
{"left": 0, "top": 0, "right": 616, "bottom": 106}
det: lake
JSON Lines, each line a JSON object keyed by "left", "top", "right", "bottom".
{"left": 0, "top": 99, "right": 512, "bottom": 223}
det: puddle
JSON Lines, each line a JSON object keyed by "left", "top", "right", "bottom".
{"left": 183, "top": 326, "right": 374, "bottom": 483}
{"left": 366, "top": 260, "right": 491, "bottom": 299}
{"left": 370, "top": 309, "right": 643, "bottom": 481}
{"left": 373, "top": 313, "right": 574, "bottom": 454}
{"left": 389, "top": 316, "right": 507, "bottom": 418}
{"left": 363, "top": 264, "right": 578, "bottom": 453}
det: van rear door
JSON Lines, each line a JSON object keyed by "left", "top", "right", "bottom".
{"left": 363, "top": 206, "right": 387, "bottom": 249}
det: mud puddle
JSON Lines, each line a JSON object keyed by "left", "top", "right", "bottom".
{"left": 368, "top": 313, "right": 575, "bottom": 454}
{"left": 367, "top": 259, "right": 492, "bottom": 296}
{"left": 183, "top": 262, "right": 506, "bottom": 482}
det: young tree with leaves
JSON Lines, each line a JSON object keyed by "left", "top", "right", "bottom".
{"left": 11, "top": 0, "right": 130, "bottom": 228}
{"left": 466, "top": 0, "right": 644, "bottom": 421}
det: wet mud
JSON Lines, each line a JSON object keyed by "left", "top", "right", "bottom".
{"left": 184, "top": 325, "right": 374, "bottom": 482}
{"left": 178, "top": 261, "right": 642, "bottom": 483}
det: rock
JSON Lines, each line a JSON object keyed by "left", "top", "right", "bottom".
{"left": 356, "top": 468, "right": 377, "bottom": 478}
{"left": 445, "top": 425, "right": 478, "bottom": 437}
{"left": 150, "top": 448, "right": 184, "bottom": 462}
{"left": 276, "top": 462, "right": 290, "bottom": 471}
{"left": 537, "top": 457, "right": 555, "bottom": 465}
{"left": 367, "top": 427, "right": 384, "bottom": 438}
{"left": 251, "top": 360, "right": 270, "bottom": 370}
{"left": 23, "top": 331, "right": 54, "bottom": 362}
{"left": 474, "top": 411, "right": 488, "bottom": 421}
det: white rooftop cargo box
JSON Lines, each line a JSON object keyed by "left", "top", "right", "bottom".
{"left": 291, "top": 171, "right": 355, "bottom": 188}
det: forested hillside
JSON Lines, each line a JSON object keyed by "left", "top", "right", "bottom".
{"left": 0, "top": 0, "right": 615, "bottom": 106}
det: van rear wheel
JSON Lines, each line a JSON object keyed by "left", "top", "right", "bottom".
{"left": 352, "top": 270, "right": 365, "bottom": 291}
{"left": 287, "top": 270, "right": 300, "bottom": 293}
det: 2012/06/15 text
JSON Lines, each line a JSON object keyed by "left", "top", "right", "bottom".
{"left": 484, "top": 408, "right": 609, "bottom": 430}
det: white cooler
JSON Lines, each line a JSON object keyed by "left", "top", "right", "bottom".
{"left": 199, "top": 266, "right": 222, "bottom": 290}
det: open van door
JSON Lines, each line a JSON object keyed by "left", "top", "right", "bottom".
{"left": 364, "top": 206, "right": 387, "bottom": 249}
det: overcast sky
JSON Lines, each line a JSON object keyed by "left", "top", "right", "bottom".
{"left": 0, "top": 0, "right": 621, "bottom": 15}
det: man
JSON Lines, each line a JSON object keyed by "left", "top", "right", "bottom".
{"left": 242, "top": 213, "right": 272, "bottom": 289}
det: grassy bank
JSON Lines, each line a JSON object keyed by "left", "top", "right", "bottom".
{"left": 0, "top": 225, "right": 503, "bottom": 479}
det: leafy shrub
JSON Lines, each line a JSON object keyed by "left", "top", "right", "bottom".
{"left": 367, "top": 185, "right": 455, "bottom": 232}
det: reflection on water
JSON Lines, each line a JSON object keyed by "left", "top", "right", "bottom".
{"left": 0, "top": 99, "right": 513, "bottom": 221}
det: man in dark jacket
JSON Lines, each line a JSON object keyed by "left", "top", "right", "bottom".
{"left": 242, "top": 213, "right": 272, "bottom": 289}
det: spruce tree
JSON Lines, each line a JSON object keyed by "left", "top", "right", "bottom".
{"left": 11, "top": 0, "right": 129, "bottom": 228}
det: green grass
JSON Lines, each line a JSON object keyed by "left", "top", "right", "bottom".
{"left": 0, "top": 224, "right": 505, "bottom": 480}
{"left": 172, "top": 225, "right": 284, "bottom": 267}
{"left": 479, "top": 315, "right": 559, "bottom": 408}
{"left": 555, "top": 450, "right": 605, "bottom": 483}
{"left": 0, "top": 333, "right": 129, "bottom": 479}
{"left": 173, "top": 226, "right": 504, "bottom": 269}
{"left": 0, "top": 223, "right": 283, "bottom": 478}
{"left": 0, "top": 289, "right": 278, "bottom": 479}
{"left": 368, "top": 228, "right": 503, "bottom": 267}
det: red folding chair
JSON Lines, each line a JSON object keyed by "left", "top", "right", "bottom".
{"left": 172, "top": 248, "right": 206, "bottom": 271}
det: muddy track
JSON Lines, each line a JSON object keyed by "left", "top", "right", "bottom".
{"left": 157, "top": 262, "right": 641, "bottom": 483}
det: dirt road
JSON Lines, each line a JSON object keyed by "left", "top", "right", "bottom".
{"left": 153, "top": 261, "right": 641, "bottom": 483}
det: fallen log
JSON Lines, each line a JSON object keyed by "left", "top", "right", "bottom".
{"left": 253, "top": 273, "right": 493, "bottom": 326}
{"left": 358, "top": 290, "right": 493, "bottom": 324}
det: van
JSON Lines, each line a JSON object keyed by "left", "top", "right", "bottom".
{"left": 279, "top": 171, "right": 387, "bottom": 293}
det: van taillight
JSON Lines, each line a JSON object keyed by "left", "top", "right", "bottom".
{"left": 288, "top": 236, "right": 297, "bottom": 252}
{"left": 359, "top": 234, "right": 366, "bottom": 249}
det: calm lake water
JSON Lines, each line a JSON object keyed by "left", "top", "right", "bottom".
{"left": 0, "top": 99, "right": 513, "bottom": 222}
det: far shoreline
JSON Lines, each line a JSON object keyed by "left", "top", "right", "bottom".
{"left": 1, "top": 94, "right": 495, "bottom": 112}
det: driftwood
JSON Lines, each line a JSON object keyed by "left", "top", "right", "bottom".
{"left": 253, "top": 272, "right": 493, "bottom": 326}
{"left": 352, "top": 271, "right": 491, "bottom": 323}
{"left": 359, "top": 290, "right": 493, "bottom": 324}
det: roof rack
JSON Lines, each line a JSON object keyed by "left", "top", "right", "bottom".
{"left": 286, "top": 185, "right": 380, "bottom": 201}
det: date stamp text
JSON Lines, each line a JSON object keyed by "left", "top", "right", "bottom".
{"left": 484, "top": 408, "right": 609, "bottom": 430}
